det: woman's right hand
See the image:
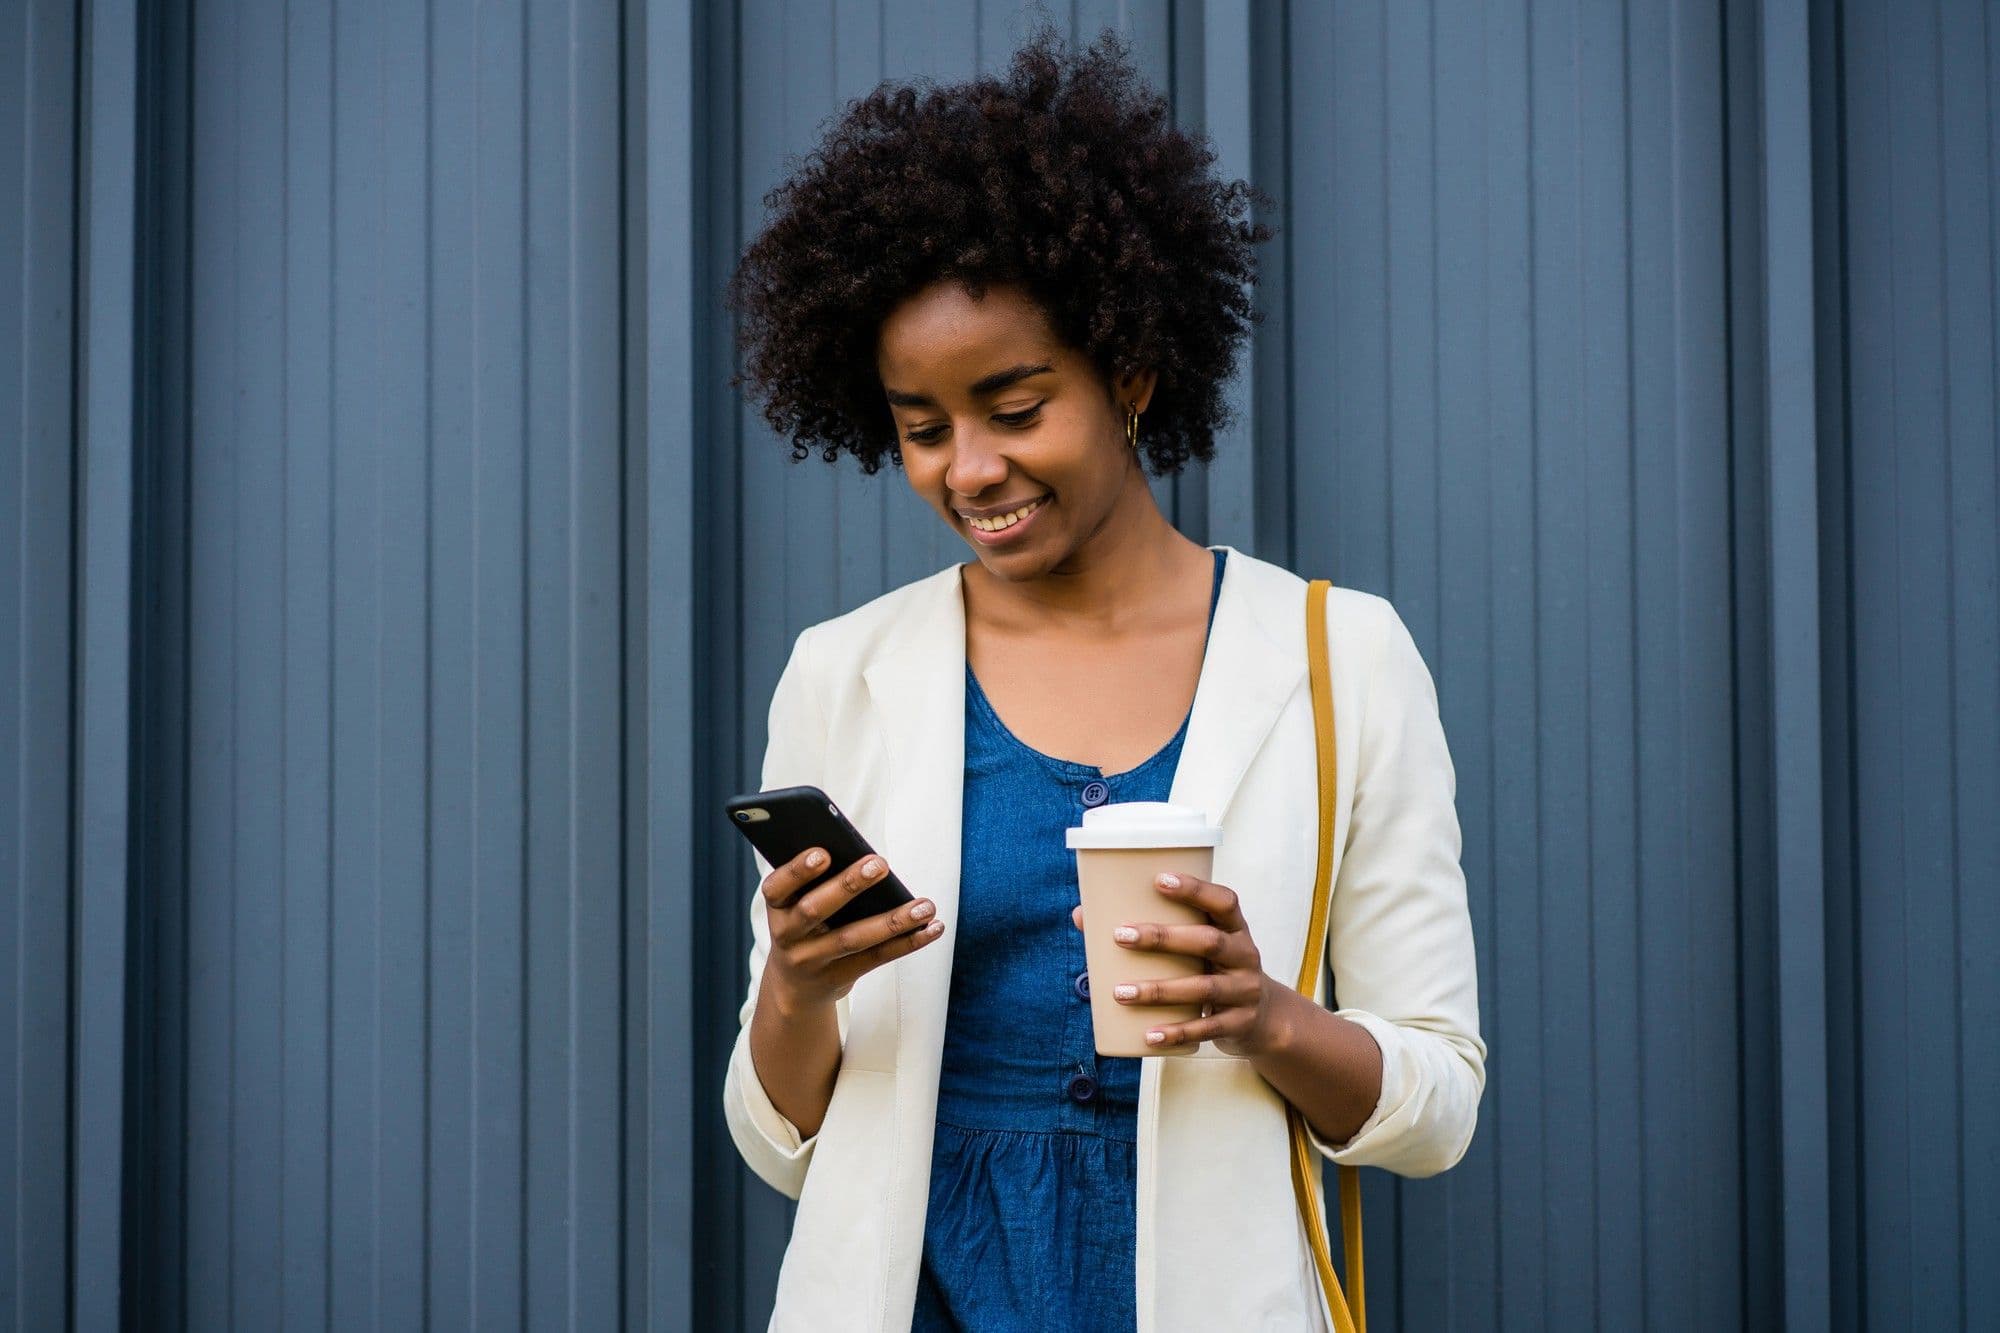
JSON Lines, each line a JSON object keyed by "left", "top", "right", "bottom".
{"left": 758, "top": 847, "right": 944, "bottom": 1010}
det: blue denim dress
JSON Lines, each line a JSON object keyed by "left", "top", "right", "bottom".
{"left": 911, "top": 547, "right": 1227, "bottom": 1332}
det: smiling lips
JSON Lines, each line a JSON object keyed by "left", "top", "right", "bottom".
{"left": 962, "top": 494, "right": 1048, "bottom": 535}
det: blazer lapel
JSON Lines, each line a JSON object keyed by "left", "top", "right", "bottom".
{"left": 1151, "top": 546, "right": 1305, "bottom": 1333}
{"left": 1167, "top": 545, "right": 1305, "bottom": 829}
{"left": 859, "top": 565, "right": 969, "bottom": 1074}
{"left": 856, "top": 563, "right": 967, "bottom": 1315}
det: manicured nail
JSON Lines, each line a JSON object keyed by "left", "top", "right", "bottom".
{"left": 862, "top": 858, "right": 882, "bottom": 877}
{"left": 1114, "top": 926, "right": 1138, "bottom": 944}
{"left": 1145, "top": 1030, "right": 1166, "bottom": 1045}
{"left": 911, "top": 900, "right": 934, "bottom": 920}
{"left": 807, "top": 850, "right": 826, "bottom": 868}
{"left": 1113, "top": 984, "right": 1137, "bottom": 1000}
{"left": 1157, "top": 873, "right": 1180, "bottom": 889}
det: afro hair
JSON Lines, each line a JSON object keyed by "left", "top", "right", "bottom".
{"left": 723, "top": 23, "right": 1274, "bottom": 478}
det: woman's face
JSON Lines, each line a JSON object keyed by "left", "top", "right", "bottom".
{"left": 876, "top": 280, "right": 1156, "bottom": 578}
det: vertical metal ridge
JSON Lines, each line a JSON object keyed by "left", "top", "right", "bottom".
{"left": 1615, "top": 0, "right": 1647, "bottom": 1316}
{"left": 1199, "top": 0, "right": 1257, "bottom": 551}
{"left": 3, "top": 0, "right": 81, "bottom": 1322}
{"left": 1932, "top": 4, "right": 2000, "bottom": 1327}
{"left": 1945, "top": 8, "right": 2000, "bottom": 1325}
{"left": 1279, "top": 0, "right": 1295, "bottom": 567}
{"left": 1756, "top": 0, "right": 1835, "bottom": 1322}
{"left": 1376, "top": 0, "right": 1392, "bottom": 590}
{"left": 419, "top": 2, "right": 438, "bottom": 1320}
{"left": 636, "top": 0, "right": 705, "bottom": 1321}
{"left": 71, "top": 0, "right": 141, "bottom": 1327}
{"left": 1428, "top": 0, "right": 1444, "bottom": 643}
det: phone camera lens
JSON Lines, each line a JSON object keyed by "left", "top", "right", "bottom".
{"left": 733, "top": 811, "right": 749, "bottom": 822}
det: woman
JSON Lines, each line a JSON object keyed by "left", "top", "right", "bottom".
{"left": 720, "top": 27, "right": 1484, "bottom": 1332}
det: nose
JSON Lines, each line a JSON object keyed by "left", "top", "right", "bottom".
{"left": 943, "top": 423, "right": 1009, "bottom": 497}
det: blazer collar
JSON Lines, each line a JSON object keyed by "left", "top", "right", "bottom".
{"left": 857, "top": 544, "right": 1305, "bottom": 933}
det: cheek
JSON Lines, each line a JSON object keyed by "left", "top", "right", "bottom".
{"left": 1027, "top": 413, "right": 1112, "bottom": 476}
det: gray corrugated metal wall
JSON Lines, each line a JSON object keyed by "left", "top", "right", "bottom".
{"left": 4, "top": 3, "right": 81, "bottom": 1329}
{"left": 140, "top": 0, "right": 629, "bottom": 1324}
{"left": 1282, "top": 3, "right": 1749, "bottom": 1325}
{"left": 1821, "top": 0, "right": 2000, "bottom": 1325}
{"left": 4, "top": 1, "right": 1994, "bottom": 1329}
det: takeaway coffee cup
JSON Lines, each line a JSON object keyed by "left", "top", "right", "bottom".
{"left": 1066, "top": 801, "right": 1224, "bottom": 1057}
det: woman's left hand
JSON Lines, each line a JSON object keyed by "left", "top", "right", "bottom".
{"left": 1069, "top": 872, "right": 1284, "bottom": 1058}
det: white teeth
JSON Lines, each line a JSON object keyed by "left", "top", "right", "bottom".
{"left": 966, "top": 497, "right": 1045, "bottom": 531}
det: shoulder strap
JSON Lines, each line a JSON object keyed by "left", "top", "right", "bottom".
{"left": 1289, "top": 578, "right": 1367, "bottom": 1333}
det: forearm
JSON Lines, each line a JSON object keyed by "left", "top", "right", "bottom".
{"left": 1247, "top": 984, "right": 1384, "bottom": 1147}
{"left": 748, "top": 972, "right": 843, "bottom": 1140}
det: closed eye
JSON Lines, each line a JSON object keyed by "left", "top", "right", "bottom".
{"left": 904, "top": 404, "right": 1042, "bottom": 445}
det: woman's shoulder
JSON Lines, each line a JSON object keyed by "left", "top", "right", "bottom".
{"left": 787, "top": 560, "right": 964, "bottom": 664}
{"left": 1219, "top": 545, "right": 1404, "bottom": 652}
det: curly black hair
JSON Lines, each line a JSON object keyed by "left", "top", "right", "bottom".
{"left": 723, "top": 23, "right": 1274, "bottom": 478}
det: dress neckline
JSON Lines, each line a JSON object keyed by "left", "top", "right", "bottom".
{"left": 965, "top": 548, "right": 1226, "bottom": 780}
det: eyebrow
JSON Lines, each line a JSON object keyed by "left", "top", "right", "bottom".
{"left": 882, "top": 362, "right": 1054, "bottom": 409}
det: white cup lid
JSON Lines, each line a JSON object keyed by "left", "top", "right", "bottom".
{"left": 1064, "top": 800, "right": 1223, "bottom": 850}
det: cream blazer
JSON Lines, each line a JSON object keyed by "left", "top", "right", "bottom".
{"left": 722, "top": 543, "right": 1486, "bottom": 1332}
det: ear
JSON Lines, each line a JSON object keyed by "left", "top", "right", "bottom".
{"left": 1116, "top": 368, "right": 1159, "bottom": 416}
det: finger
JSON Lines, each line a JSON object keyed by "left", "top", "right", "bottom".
{"left": 826, "top": 916, "right": 945, "bottom": 985}
{"left": 1112, "top": 921, "right": 1240, "bottom": 965}
{"left": 761, "top": 845, "right": 834, "bottom": 908}
{"left": 782, "top": 854, "right": 895, "bottom": 939}
{"left": 1108, "top": 972, "right": 1260, "bottom": 1009}
{"left": 1141, "top": 1012, "right": 1244, "bottom": 1051}
{"left": 808, "top": 895, "right": 937, "bottom": 964}
{"left": 1152, "top": 872, "right": 1248, "bottom": 933}
{"left": 1071, "top": 904, "right": 1084, "bottom": 931}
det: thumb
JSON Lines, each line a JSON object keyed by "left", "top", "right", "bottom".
{"left": 1071, "top": 904, "right": 1084, "bottom": 930}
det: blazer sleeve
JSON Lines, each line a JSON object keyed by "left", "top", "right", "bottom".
{"left": 721, "top": 623, "right": 853, "bottom": 1200}
{"left": 1305, "top": 598, "right": 1488, "bottom": 1178}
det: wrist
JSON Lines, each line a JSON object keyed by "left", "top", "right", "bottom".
{"left": 759, "top": 968, "right": 819, "bottom": 1021}
{"left": 1250, "top": 976, "right": 1305, "bottom": 1058}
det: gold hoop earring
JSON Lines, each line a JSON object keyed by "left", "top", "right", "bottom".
{"left": 1125, "top": 404, "right": 1139, "bottom": 451}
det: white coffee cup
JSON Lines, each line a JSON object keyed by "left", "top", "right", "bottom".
{"left": 1066, "top": 802, "right": 1224, "bottom": 1056}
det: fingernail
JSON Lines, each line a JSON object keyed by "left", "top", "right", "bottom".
{"left": 912, "top": 900, "right": 934, "bottom": 920}
{"left": 1114, "top": 926, "right": 1138, "bottom": 944}
{"left": 1157, "top": 873, "right": 1180, "bottom": 889}
{"left": 1145, "top": 1030, "right": 1165, "bottom": 1045}
{"left": 807, "top": 850, "right": 826, "bottom": 868}
{"left": 926, "top": 921, "right": 944, "bottom": 936}
{"left": 1114, "top": 984, "right": 1137, "bottom": 1000}
{"left": 862, "top": 858, "right": 882, "bottom": 877}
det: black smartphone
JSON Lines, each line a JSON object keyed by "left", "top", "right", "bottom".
{"left": 724, "top": 784, "right": 916, "bottom": 932}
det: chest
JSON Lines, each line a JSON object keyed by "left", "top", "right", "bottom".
{"left": 966, "top": 625, "right": 1209, "bottom": 776}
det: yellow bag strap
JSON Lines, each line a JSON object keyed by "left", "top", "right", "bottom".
{"left": 1292, "top": 578, "right": 1366, "bottom": 1333}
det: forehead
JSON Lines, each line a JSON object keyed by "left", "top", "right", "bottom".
{"left": 875, "top": 281, "right": 1064, "bottom": 380}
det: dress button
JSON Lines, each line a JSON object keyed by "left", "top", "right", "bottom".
{"left": 1081, "top": 780, "right": 1109, "bottom": 807}
{"left": 1073, "top": 970, "right": 1091, "bottom": 1000}
{"left": 1066, "top": 1072, "right": 1099, "bottom": 1104}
